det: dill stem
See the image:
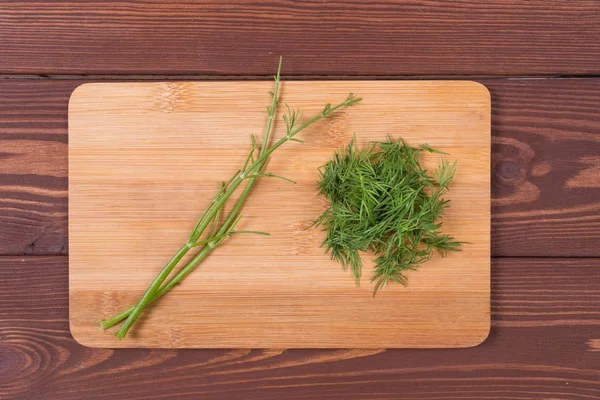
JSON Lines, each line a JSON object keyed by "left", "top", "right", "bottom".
{"left": 100, "top": 172, "right": 262, "bottom": 331}
{"left": 105, "top": 59, "right": 360, "bottom": 339}
{"left": 100, "top": 246, "right": 212, "bottom": 330}
{"left": 112, "top": 60, "right": 284, "bottom": 340}
{"left": 113, "top": 243, "right": 190, "bottom": 339}
{"left": 111, "top": 96, "right": 356, "bottom": 338}
{"left": 102, "top": 159, "right": 267, "bottom": 332}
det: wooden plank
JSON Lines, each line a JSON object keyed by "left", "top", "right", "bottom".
{"left": 1, "top": 78, "right": 599, "bottom": 257}
{"left": 0, "top": 82, "right": 68, "bottom": 255}
{"left": 0, "top": 1, "right": 598, "bottom": 76}
{"left": 68, "top": 81, "right": 491, "bottom": 348}
{"left": 490, "top": 79, "right": 600, "bottom": 256}
{"left": 1, "top": 256, "right": 598, "bottom": 399}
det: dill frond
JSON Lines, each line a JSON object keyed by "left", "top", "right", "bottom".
{"left": 315, "top": 137, "right": 462, "bottom": 295}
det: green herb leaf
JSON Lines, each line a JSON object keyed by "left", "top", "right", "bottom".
{"left": 315, "top": 137, "right": 462, "bottom": 294}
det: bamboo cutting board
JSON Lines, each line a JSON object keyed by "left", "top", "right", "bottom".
{"left": 69, "top": 81, "right": 490, "bottom": 348}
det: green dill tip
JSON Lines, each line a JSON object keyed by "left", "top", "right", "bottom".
{"left": 315, "top": 136, "right": 462, "bottom": 294}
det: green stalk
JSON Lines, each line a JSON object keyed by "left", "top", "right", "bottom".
{"left": 99, "top": 185, "right": 255, "bottom": 331}
{"left": 99, "top": 246, "right": 212, "bottom": 330}
{"left": 100, "top": 137, "right": 272, "bottom": 332}
{"left": 113, "top": 243, "right": 190, "bottom": 339}
{"left": 104, "top": 59, "right": 361, "bottom": 339}
{"left": 112, "top": 59, "right": 285, "bottom": 340}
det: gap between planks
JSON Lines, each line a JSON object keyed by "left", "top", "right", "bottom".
{"left": 1, "top": 75, "right": 600, "bottom": 81}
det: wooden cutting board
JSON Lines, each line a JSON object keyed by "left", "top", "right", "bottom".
{"left": 69, "top": 81, "right": 490, "bottom": 348}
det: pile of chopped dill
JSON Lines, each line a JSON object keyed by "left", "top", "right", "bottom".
{"left": 315, "top": 136, "right": 462, "bottom": 294}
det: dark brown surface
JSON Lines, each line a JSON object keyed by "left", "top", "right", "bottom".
{"left": 1, "top": 257, "right": 599, "bottom": 399}
{"left": 2, "top": 79, "right": 600, "bottom": 257}
{"left": 0, "top": 1, "right": 599, "bottom": 76}
{"left": 2, "top": 1, "right": 600, "bottom": 398}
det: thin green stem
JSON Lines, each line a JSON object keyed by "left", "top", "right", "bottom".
{"left": 190, "top": 233, "right": 228, "bottom": 248}
{"left": 263, "top": 56, "right": 282, "bottom": 157}
{"left": 98, "top": 307, "right": 134, "bottom": 331}
{"left": 182, "top": 93, "right": 357, "bottom": 248}
{"left": 99, "top": 189, "right": 257, "bottom": 331}
{"left": 249, "top": 173, "right": 296, "bottom": 184}
{"left": 114, "top": 243, "right": 190, "bottom": 339}
{"left": 114, "top": 64, "right": 287, "bottom": 339}
{"left": 99, "top": 246, "right": 213, "bottom": 330}
{"left": 232, "top": 230, "right": 270, "bottom": 236}
{"left": 187, "top": 190, "right": 223, "bottom": 243}
{"left": 113, "top": 214, "right": 242, "bottom": 339}
{"left": 101, "top": 215, "right": 251, "bottom": 331}
{"left": 102, "top": 62, "right": 361, "bottom": 338}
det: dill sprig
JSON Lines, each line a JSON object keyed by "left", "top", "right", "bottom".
{"left": 99, "top": 58, "right": 362, "bottom": 340}
{"left": 315, "top": 136, "right": 462, "bottom": 294}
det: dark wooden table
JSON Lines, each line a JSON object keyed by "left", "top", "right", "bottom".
{"left": 1, "top": 1, "right": 599, "bottom": 399}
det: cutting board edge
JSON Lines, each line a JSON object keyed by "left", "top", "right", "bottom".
{"left": 68, "top": 80, "right": 491, "bottom": 349}
{"left": 68, "top": 322, "right": 492, "bottom": 350}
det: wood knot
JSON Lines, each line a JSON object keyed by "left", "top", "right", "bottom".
{"left": 168, "top": 328, "right": 183, "bottom": 347}
{"left": 492, "top": 137, "right": 541, "bottom": 206}
{"left": 320, "top": 114, "right": 352, "bottom": 147}
{"left": 154, "top": 83, "right": 191, "bottom": 113}
{"left": 25, "top": 232, "right": 67, "bottom": 255}
{"left": 291, "top": 219, "right": 320, "bottom": 256}
{"left": 495, "top": 160, "right": 525, "bottom": 183}
{"left": 0, "top": 329, "right": 65, "bottom": 397}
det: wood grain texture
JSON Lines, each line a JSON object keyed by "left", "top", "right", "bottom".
{"left": 1, "top": 78, "right": 600, "bottom": 257}
{"left": 0, "top": 0, "right": 597, "bottom": 396}
{"left": 0, "top": 82, "right": 68, "bottom": 256}
{"left": 1, "top": 256, "right": 599, "bottom": 399}
{"left": 68, "top": 81, "right": 491, "bottom": 348}
{"left": 0, "top": 1, "right": 599, "bottom": 76}
{"left": 490, "top": 79, "right": 600, "bottom": 256}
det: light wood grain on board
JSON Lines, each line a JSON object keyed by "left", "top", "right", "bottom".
{"left": 68, "top": 81, "right": 490, "bottom": 348}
